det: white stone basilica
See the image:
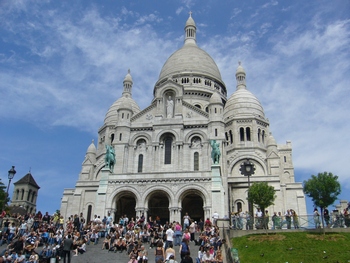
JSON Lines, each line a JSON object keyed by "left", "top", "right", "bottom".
{"left": 60, "top": 15, "right": 307, "bottom": 223}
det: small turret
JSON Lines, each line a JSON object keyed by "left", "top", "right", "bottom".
{"left": 236, "top": 61, "right": 246, "bottom": 90}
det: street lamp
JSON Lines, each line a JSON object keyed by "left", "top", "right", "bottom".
{"left": 6, "top": 166, "right": 16, "bottom": 198}
{"left": 240, "top": 159, "right": 255, "bottom": 228}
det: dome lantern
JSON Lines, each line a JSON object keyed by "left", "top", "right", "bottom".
{"left": 235, "top": 61, "right": 246, "bottom": 90}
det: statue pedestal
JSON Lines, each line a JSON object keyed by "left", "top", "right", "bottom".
{"left": 95, "top": 167, "right": 111, "bottom": 217}
{"left": 211, "top": 164, "right": 225, "bottom": 220}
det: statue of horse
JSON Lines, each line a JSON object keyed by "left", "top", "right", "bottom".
{"left": 105, "top": 145, "right": 116, "bottom": 171}
{"left": 210, "top": 140, "right": 221, "bottom": 164}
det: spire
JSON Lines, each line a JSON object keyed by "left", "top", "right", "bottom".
{"left": 235, "top": 61, "right": 246, "bottom": 90}
{"left": 123, "top": 69, "right": 133, "bottom": 97}
{"left": 184, "top": 11, "right": 197, "bottom": 46}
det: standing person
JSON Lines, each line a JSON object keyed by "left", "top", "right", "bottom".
{"left": 42, "top": 212, "right": 51, "bottom": 224}
{"left": 174, "top": 222, "right": 182, "bottom": 246}
{"left": 285, "top": 210, "right": 292, "bottom": 229}
{"left": 154, "top": 241, "right": 164, "bottom": 263}
{"left": 324, "top": 207, "right": 330, "bottom": 227}
{"left": 313, "top": 208, "right": 320, "bottom": 229}
{"left": 255, "top": 208, "right": 263, "bottom": 229}
{"left": 183, "top": 213, "right": 191, "bottom": 230}
{"left": 179, "top": 238, "right": 190, "bottom": 261}
{"left": 62, "top": 234, "right": 73, "bottom": 263}
{"left": 212, "top": 212, "right": 219, "bottom": 226}
{"left": 189, "top": 220, "right": 196, "bottom": 242}
{"left": 292, "top": 210, "right": 299, "bottom": 229}
{"left": 165, "top": 226, "right": 174, "bottom": 250}
{"left": 245, "top": 211, "right": 252, "bottom": 230}
{"left": 264, "top": 210, "right": 269, "bottom": 229}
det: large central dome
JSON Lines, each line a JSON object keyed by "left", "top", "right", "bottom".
{"left": 158, "top": 14, "right": 223, "bottom": 83}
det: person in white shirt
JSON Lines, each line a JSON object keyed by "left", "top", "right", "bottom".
{"left": 212, "top": 212, "right": 219, "bottom": 226}
{"left": 165, "top": 226, "right": 174, "bottom": 250}
{"left": 201, "top": 249, "right": 214, "bottom": 263}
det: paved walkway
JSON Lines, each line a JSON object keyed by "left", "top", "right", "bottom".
{"left": 51, "top": 241, "right": 198, "bottom": 263}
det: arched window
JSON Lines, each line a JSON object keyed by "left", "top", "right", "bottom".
{"left": 31, "top": 192, "right": 35, "bottom": 203}
{"left": 262, "top": 130, "right": 265, "bottom": 144}
{"left": 240, "top": 128, "right": 245, "bottom": 141}
{"left": 237, "top": 202, "right": 242, "bottom": 212}
{"left": 87, "top": 205, "right": 92, "bottom": 224}
{"left": 16, "top": 189, "right": 19, "bottom": 200}
{"left": 21, "top": 189, "right": 24, "bottom": 200}
{"left": 138, "top": 154, "right": 143, "bottom": 173}
{"left": 194, "top": 152, "right": 199, "bottom": 171}
{"left": 229, "top": 130, "right": 233, "bottom": 144}
{"left": 27, "top": 189, "right": 32, "bottom": 201}
{"left": 258, "top": 129, "right": 261, "bottom": 142}
{"left": 164, "top": 137, "right": 172, "bottom": 164}
{"left": 111, "top": 133, "right": 115, "bottom": 143}
{"left": 246, "top": 127, "right": 251, "bottom": 141}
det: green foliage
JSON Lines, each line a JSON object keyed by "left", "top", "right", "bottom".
{"left": 232, "top": 232, "right": 350, "bottom": 262}
{"left": 0, "top": 179, "right": 7, "bottom": 210}
{"left": 247, "top": 182, "right": 276, "bottom": 213}
{"left": 303, "top": 172, "right": 341, "bottom": 209}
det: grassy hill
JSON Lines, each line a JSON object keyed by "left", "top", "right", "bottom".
{"left": 231, "top": 232, "right": 350, "bottom": 263}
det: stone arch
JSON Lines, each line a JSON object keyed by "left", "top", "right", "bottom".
{"left": 94, "top": 164, "right": 107, "bottom": 180}
{"left": 228, "top": 156, "right": 267, "bottom": 177}
{"left": 155, "top": 130, "right": 180, "bottom": 142}
{"left": 129, "top": 132, "right": 152, "bottom": 146}
{"left": 176, "top": 184, "right": 210, "bottom": 207}
{"left": 177, "top": 187, "right": 207, "bottom": 223}
{"left": 184, "top": 130, "right": 208, "bottom": 143}
{"left": 143, "top": 187, "right": 173, "bottom": 224}
{"left": 109, "top": 188, "right": 139, "bottom": 224}
{"left": 108, "top": 186, "right": 142, "bottom": 207}
{"left": 234, "top": 199, "right": 246, "bottom": 212}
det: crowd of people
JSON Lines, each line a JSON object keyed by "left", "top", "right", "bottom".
{"left": 0, "top": 210, "right": 225, "bottom": 263}
{"left": 231, "top": 206, "right": 350, "bottom": 230}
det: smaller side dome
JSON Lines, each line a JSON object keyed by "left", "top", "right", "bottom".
{"left": 87, "top": 140, "right": 96, "bottom": 154}
{"left": 267, "top": 132, "right": 277, "bottom": 147}
{"left": 104, "top": 70, "right": 141, "bottom": 124}
{"left": 224, "top": 88, "right": 265, "bottom": 119}
{"left": 209, "top": 92, "right": 223, "bottom": 105}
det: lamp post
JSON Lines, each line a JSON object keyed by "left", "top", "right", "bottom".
{"left": 6, "top": 166, "right": 16, "bottom": 199}
{"left": 240, "top": 159, "right": 255, "bottom": 228}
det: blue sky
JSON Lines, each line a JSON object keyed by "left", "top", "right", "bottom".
{"left": 0, "top": 0, "right": 349, "bottom": 215}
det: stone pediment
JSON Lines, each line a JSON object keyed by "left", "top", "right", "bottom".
{"left": 130, "top": 103, "right": 157, "bottom": 122}
{"left": 267, "top": 151, "right": 279, "bottom": 159}
{"left": 183, "top": 101, "right": 209, "bottom": 119}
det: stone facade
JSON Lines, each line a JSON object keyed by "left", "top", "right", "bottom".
{"left": 11, "top": 172, "right": 40, "bottom": 214}
{"left": 60, "top": 15, "right": 307, "bottom": 223}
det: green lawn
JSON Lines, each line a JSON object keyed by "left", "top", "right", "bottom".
{"left": 231, "top": 232, "right": 350, "bottom": 263}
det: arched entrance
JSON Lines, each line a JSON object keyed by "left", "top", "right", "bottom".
{"left": 181, "top": 192, "right": 204, "bottom": 223}
{"left": 115, "top": 192, "right": 136, "bottom": 223}
{"left": 148, "top": 191, "right": 169, "bottom": 225}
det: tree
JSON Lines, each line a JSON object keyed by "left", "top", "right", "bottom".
{"left": 0, "top": 179, "right": 7, "bottom": 211}
{"left": 247, "top": 182, "right": 276, "bottom": 230}
{"left": 303, "top": 172, "right": 341, "bottom": 233}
